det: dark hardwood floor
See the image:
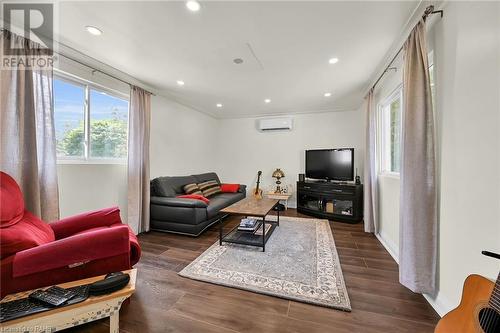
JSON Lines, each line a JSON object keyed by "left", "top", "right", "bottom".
{"left": 68, "top": 209, "right": 440, "bottom": 332}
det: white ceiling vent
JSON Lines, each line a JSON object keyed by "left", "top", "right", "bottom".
{"left": 258, "top": 117, "right": 293, "bottom": 131}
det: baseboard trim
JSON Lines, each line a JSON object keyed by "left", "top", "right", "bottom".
{"left": 375, "top": 232, "right": 399, "bottom": 264}
{"left": 423, "top": 292, "right": 454, "bottom": 317}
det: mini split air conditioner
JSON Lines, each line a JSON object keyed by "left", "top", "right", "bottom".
{"left": 257, "top": 117, "right": 293, "bottom": 131}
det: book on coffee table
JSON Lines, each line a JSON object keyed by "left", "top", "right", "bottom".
{"left": 254, "top": 223, "right": 272, "bottom": 236}
{"left": 238, "top": 218, "right": 260, "bottom": 231}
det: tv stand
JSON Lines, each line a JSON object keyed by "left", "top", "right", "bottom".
{"left": 297, "top": 181, "right": 363, "bottom": 223}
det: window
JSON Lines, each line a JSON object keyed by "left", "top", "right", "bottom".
{"left": 54, "top": 74, "right": 129, "bottom": 162}
{"left": 378, "top": 87, "right": 402, "bottom": 174}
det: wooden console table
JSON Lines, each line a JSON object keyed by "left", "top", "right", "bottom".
{"left": 0, "top": 269, "right": 137, "bottom": 333}
{"left": 265, "top": 192, "right": 292, "bottom": 209}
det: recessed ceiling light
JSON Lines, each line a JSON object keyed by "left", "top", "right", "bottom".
{"left": 324, "top": 92, "right": 332, "bottom": 97}
{"left": 264, "top": 99, "right": 271, "bottom": 104}
{"left": 328, "top": 57, "right": 339, "bottom": 64}
{"left": 186, "top": 1, "right": 200, "bottom": 12}
{"left": 216, "top": 103, "right": 223, "bottom": 108}
{"left": 176, "top": 80, "right": 185, "bottom": 86}
{"left": 85, "top": 26, "right": 103, "bottom": 36}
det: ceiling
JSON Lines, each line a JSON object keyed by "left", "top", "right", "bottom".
{"left": 56, "top": 1, "right": 418, "bottom": 118}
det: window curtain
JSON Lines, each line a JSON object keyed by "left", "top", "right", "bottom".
{"left": 399, "top": 19, "right": 437, "bottom": 294}
{"left": 364, "top": 88, "right": 378, "bottom": 233}
{"left": 127, "top": 86, "right": 151, "bottom": 234}
{"left": 0, "top": 30, "right": 59, "bottom": 222}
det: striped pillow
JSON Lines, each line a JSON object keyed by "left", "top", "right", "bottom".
{"left": 183, "top": 183, "right": 203, "bottom": 195}
{"left": 198, "top": 180, "right": 222, "bottom": 198}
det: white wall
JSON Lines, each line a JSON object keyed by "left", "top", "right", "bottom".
{"left": 372, "top": 1, "right": 500, "bottom": 316}
{"left": 150, "top": 96, "right": 218, "bottom": 178}
{"left": 57, "top": 164, "right": 128, "bottom": 220}
{"left": 215, "top": 111, "right": 365, "bottom": 207}
{"left": 427, "top": 0, "right": 500, "bottom": 315}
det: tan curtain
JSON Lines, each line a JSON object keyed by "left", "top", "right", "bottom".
{"left": 0, "top": 30, "right": 59, "bottom": 222}
{"left": 127, "top": 86, "right": 151, "bottom": 234}
{"left": 399, "top": 19, "right": 437, "bottom": 294}
{"left": 364, "top": 88, "right": 378, "bottom": 233}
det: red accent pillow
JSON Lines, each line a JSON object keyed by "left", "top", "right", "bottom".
{"left": 220, "top": 184, "right": 240, "bottom": 193}
{"left": 177, "top": 194, "right": 210, "bottom": 204}
{"left": 0, "top": 211, "right": 55, "bottom": 259}
{"left": 0, "top": 172, "right": 25, "bottom": 227}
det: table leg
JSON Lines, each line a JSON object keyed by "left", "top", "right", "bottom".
{"left": 277, "top": 206, "right": 280, "bottom": 226}
{"left": 109, "top": 312, "right": 119, "bottom": 333}
{"left": 262, "top": 216, "right": 266, "bottom": 252}
{"left": 219, "top": 217, "right": 223, "bottom": 246}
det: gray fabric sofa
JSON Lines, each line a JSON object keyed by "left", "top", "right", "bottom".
{"left": 150, "top": 172, "right": 246, "bottom": 236}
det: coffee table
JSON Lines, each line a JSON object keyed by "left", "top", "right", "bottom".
{"left": 0, "top": 269, "right": 137, "bottom": 333}
{"left": 219, "top": 197, "right": 280, "bottom": 252}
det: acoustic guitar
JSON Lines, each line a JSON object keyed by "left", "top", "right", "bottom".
{"left": 435, "top": 251, "right": 500, "bottom": 333}
{"left": 253, "top": 171, "right": 263, "bottom": 199}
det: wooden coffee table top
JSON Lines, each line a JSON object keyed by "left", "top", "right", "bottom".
{"left": 221, "top": 197, "right": 279, "bottom": 217}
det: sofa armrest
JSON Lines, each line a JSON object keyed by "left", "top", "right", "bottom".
{"left": 13, "top": 225, "right": 130, "bottom": 278}
{"left": 50, "top": 206, "right": 122, "bottom": 239}
{"left": 150, "top": 196, "right": 208, "bottom": 208}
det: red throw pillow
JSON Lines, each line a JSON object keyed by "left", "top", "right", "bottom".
{"left": 220, "top": 184, "right": 240, "bottom": 193}
{"left": 177, "top": 194, "right": 210, "bottom": 204}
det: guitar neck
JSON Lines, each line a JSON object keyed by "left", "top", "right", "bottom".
{"left": 489, "top": 272, "right": 500, "bottom": 313}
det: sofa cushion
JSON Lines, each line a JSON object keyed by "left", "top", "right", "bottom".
{"left": 207, "top": 192, "right": 245, "bottom": 218}
{"left": 199, "top": 180, "right": 222, "bottom": 198}
{"left": 151, "top": 175, "right": 197, "bottom": 197}
{"left": 0, "top": 172, "right": 25, "bottom": 227}
{"left": 183, "top": 183, "right": 203, "bottom": 195}
{"left": 0, "top": 211, "right": 55, "bottom": 259}
{"left": 193, "top": 172, "right": 221, "bottom": 184}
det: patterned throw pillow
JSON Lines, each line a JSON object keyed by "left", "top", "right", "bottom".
{"left": 183, "top": 183, "right": 202, "bottom": 196}
{"left": 198, "top": 180, "right": 222, "bottom": 198}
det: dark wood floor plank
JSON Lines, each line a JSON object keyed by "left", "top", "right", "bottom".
{"left": 364, "top": 257, "right": 400, "bottom": 271}
{"left": 341, "top": 264, "right": 400, "bottom": 283}
{"left": 172, "top": 293, "right": 348, "bottom": 333}
{"left": 288, "top": 301, "right": 436, "bottom": 333}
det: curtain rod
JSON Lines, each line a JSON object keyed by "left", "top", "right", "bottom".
{"left": 368, "top": 5, "right": 443, "bottom": 94}
{"left": 55, "top": 51, "right": 156, "bottom": 96}
{"left": 1, "top": 28, "right": 156, "bottom": 96}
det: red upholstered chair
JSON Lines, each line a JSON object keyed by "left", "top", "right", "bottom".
{"left": 0, "top": 171, "right": 141, "bottom": 297}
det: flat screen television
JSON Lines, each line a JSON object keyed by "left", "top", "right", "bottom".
{"left": 305, "top": 148, "right": 354, "bottom": 181}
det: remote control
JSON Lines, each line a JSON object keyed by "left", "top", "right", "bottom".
{"left": 29, "top": 287, "right": 75, "bottom": 307}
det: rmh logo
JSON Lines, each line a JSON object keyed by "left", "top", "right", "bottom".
{"left": 3, "top": 3, "right": 53, "bottom": 55}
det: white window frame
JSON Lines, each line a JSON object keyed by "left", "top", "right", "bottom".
{"left": 377, "top": 84, "right": 403, "bottom": 177}
{"left": 54, "top": 70, "right": 130, "bottom": 165}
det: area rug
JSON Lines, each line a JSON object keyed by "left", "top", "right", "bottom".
{"left": 178, "top": 216, "right": 351, "bottom": 311}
